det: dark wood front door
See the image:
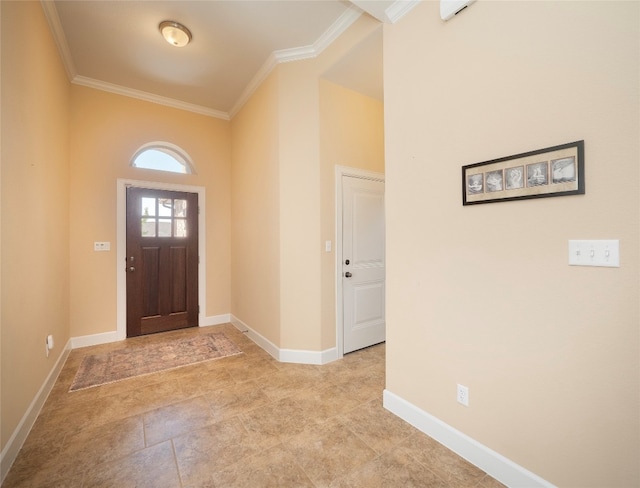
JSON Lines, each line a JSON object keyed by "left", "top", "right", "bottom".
{"left": 126, "top": 187, "right": 199, "bottom": 337}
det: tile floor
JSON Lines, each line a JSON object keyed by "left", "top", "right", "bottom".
{"left": 3, "top": 324, "right": 505, "bottom": 488}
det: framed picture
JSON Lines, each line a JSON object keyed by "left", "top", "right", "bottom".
{"left": 462, "top": 140, "right": 584, "bottom": 206}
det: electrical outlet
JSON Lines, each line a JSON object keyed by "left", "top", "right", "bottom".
{"left": 45, "top": 334, "right": 54, "bottom": 358}
{"left": 457, "top": 384, "right": 469, "bottom": 406}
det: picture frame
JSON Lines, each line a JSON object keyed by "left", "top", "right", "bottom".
{"left": 462, "top": 140, "right": 584, "bottom": 206}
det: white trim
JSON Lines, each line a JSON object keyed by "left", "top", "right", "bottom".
{"left": 384, "top": 0, "right": 421, "bottom": 23}
{"left": 228, "top": 7, "right": 362, "bottom": 118}
{"left": 230, "top": 315, "right": 280, "bottom": 360}
{"left": 320, "top": 347, "right": 340, "bottom": 364}
{"left": 0, "top": 340, "right": 72, "bottom": 484}
{"left": 200, "top": 314, "right": 232, "bottom": 327}
{"left": 68, "top": 314, "right": 230, "bottom": 350}
{"left": 73, "top": 76, "right": 230, "bottom": 121}
{"left": 40, "top": 1, "right": 77, "bottom": 81}
{"left": 230, "top": 315, "right": 337, "bottom": 365}
{"left": 116, "top": 179, "right": 206, "bottom": 341}
{"left": 229, "top": 52, "right": 278, "bottom": 119}
{"left": 70, "top": 331, "right": 119, "bottom": 349}
{"left": 280, "top": 347, "right": 338, "bottom": 365}
{"left": 274, "top": 7, "right": 362, "bottom": 63}
{"left": 335, "top": 166, "right": 385, "bottom": 359}
{"left": 383, "top": 390, "right": 556, "bottom": 488}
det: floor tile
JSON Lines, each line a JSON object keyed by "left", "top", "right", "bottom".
{"left": 331, "top": 446, "right": 448, "bottom": 488}
{"left": 55, "top": 415, "right": 145, "bottom": 478}
{"left": 211, "top": 443, "right": 315, "bottom": 488}
{"left": 223, "top": 357, "right": 280, "bottom": 383}
{"left": 398, "top": 432, "right": 487, "bottom": 487}
{"left": 257, "top": 364, "right": 324, "bottom": 401}
{"left": 173, "top": 417, "right": 278, "bottom": 487}
{"left": 204, "top": 379, "right": 272, "bottom": 421}
{"left": 288, "top": 382, "right": 364, "bottom": 423}
{"left": 283, "top": 417, "right": 378, "bottom": 487}
{"left": 4, "top": 326, "right": 503, "bottom": 488}
{"left": 338, "top": 397, "right": 417, "bottom": 454}
{"left": 143, "top": 396, "right": 216, "bottom": 446}
{"left": 82, "top": 441, "right": 180, "bottom": 488}
{"left": 238, "top": 396, "right": 319, "bottom": 441}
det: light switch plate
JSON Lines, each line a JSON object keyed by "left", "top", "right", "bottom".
{"left": 94, "top": 241, "right": 111, "bottom": 252}
{"left": 568, "top": 240, "right": 619, "bottom": 267}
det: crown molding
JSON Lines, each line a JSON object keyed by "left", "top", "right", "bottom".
{"left": 40, "top": 0, "right": 77, "bottom": 80}
{"left": 229, "top": 7, "right": 362, "bottom": 118}
{"left": 274, "top": 7, "right": 362, "bottom": 64}
{"left": 72, "top": 76, "right": 230, "bottom": 120}
{"left": 312, "top": 7, "right": 363, "bottom": 57}
{"left": 42, "top": 1, "right": 365, "bottom": 121}
{"left": 384, "top": 0, "right": 421, "bottom": 23}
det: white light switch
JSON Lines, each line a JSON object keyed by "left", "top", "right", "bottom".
{"left": 568, "top": 240, "right": 619, "bottom": 267}
{"left": 94, "top": 241, "right": 111, "bottom": 252}
{"left": 325, "top": 240, "right": 332, "bottom": 252}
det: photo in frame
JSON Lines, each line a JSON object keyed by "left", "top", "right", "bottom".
{"left": 462, "top": 140, "right": 584, "bottom": 205}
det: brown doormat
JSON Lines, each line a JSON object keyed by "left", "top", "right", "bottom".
{"left": 70, "top": 332, "right": 243, "bottom": 391}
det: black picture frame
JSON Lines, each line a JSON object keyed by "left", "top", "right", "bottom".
{"left": 462, "top": 140, "right": 585, "bottom": 206}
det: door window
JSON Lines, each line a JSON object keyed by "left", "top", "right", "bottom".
{"left": 141, "top": 197, "right": 188, "bottom": 238}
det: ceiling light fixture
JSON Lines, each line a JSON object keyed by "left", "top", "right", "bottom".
{"left": 159, "top": 21, "right": 192, "bottom": 47}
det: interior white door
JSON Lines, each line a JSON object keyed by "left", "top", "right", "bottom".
{"left": 342, "top": 175, "right": 385, "bottom": 354}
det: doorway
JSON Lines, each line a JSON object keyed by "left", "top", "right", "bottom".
{"left": 116, "top": 180, "right": 206, "bottom": 341}
{"left": 125, "top": 187, "right": 199, "bottom": 337}
{"left": 336, "top": 167, "right": 385, "bottom": 356}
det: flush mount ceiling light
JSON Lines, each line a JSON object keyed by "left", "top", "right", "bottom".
{"left": 159, "top": 21, "right": 192, "bottom": 47}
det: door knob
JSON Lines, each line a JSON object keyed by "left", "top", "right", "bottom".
{"left": 345, "top": 272, "right": 352, "bottom": 278}
{"left": 128, "top": 266, "right": 136, "bottom": 273}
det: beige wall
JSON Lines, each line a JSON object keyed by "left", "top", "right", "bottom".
{"left": 1, "top": 1, "right": 71, "bottom": 451}
{"left": 319, "top": 80, "right": 384, "bottom": 349}
{"left": 231, "top": 15, "right": 382, "bottom": 352}
{"left": 383, "top": 2, "right": 639, "bottom": 486}
{"left": 277, "top": 58, "right": 324, "bottom": 350}
{"left": 279, "top": 16, "right": 383, "bottom": 352}
{"left": 69, "top": 85, "right": 231, "bottom": 337}
{"left": 230, "top": 71, "right": 282, "bottom": 345}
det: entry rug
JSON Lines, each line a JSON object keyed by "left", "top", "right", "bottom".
{"left": 70, "top": 332, "right": 242, "bottom": 391}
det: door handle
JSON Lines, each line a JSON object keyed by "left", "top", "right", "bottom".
{"left": 345, "top": 272, "right": 352, "bottom": 278}
{"left": 127, "top": 266, "right": 136, "bottom": 273}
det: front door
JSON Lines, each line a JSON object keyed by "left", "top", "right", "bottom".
{"left": 126, "top": 187, "right": 199, "bottom": 337}
{"left": 342, "top": 175, "right": 385, "bottom": 353}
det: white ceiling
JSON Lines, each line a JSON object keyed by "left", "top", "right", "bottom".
{"left": 44, "top": 1, "right": 418, "bottom": 120}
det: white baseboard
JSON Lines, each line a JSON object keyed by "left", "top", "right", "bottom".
{"left": 70, "top": 330, "right": 119, "bottom": 349}
{"left": 230, "top": 315, "right": 280, "bottom": 359}
{"left": 280, "top": 347, "right": 338, "bottom": 365}
{"left": 0, "top": 340, "right": 72, "bottom": 484}
{"left": 383, "top": 390, "right": 555, "bottom": 488}
{"left": 69, "top": 314, "right": 230, "bottom": 349}
{"left": 230, "top": 315, "right": 337, "bottom": 365}
{"left": 200, "top": 313, "right": 231, "bottom": 327}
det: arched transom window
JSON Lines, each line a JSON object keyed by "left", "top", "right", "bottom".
{"left": 131, "top": 142, "right": 195, "bottom": 174}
